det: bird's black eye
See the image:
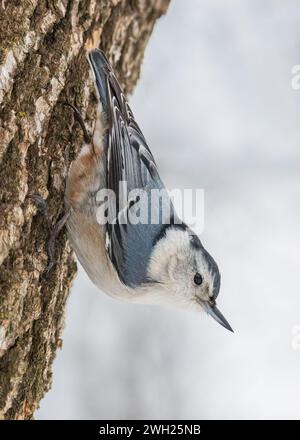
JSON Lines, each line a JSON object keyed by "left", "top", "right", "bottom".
{"left": 194, "top": 272, "right": 203, "bottom": 285}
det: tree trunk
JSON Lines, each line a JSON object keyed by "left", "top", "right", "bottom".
{"left": 0, "top": 0, "right": 169, "bottom": 420}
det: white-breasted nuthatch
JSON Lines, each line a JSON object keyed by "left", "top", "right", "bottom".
{"left": 65, "top": 49, "right": 233, "bottom": 332}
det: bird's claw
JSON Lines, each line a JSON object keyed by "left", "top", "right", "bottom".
{"left": 45, "top": 211, "right": 70, "bottom": 275}
{"left": 30, "top": 195, "right": 70, "bottom": 276}
{"left": 60, "top": 101, "right": 91, "bottom": 144}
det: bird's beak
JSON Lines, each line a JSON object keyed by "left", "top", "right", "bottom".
{"left": 202, "top": 301, "right": 233, "bottom": 332}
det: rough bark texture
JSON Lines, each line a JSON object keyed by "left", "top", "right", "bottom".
{"left": 0, "top": 0, "right": 170, "bottom": 419}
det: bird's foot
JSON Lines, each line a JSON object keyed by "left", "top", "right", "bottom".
{"left": 30, "top": 195, "right": 70, "bottom": 275}
{"left": 60, "top": 101, "right": 91, "bottom": 144}
{"left": 44, "top": 210, "right": 70, "bottom": 275}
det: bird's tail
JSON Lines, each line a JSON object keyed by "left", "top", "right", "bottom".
{"left": 88, "top": 49, "right": 114, "bottom": 115}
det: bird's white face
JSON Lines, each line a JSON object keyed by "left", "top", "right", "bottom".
{"left": 147, "top": 228, "right": 215, "bottom": 303}
{"left": 147, "top": 228, "right": 232, "bottom": 331}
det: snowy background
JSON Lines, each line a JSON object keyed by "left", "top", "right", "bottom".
{"left": 37, "top": 0, "right": 300, "bottom": 419}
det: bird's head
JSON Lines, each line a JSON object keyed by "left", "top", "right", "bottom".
{"left": 147, "top": 226, "right": 233, "bottom": 332}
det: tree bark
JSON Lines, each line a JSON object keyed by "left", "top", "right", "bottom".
{"left": 0, "top": 0, "right": 170, "bottom": 419}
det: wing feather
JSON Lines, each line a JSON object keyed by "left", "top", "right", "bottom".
{"left": 89, "top": 50, "right": 172, "bottom": 287}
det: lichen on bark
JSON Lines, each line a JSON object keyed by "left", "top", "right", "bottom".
{"left": 0, "top": 0, "right": 170, "bottom": 419}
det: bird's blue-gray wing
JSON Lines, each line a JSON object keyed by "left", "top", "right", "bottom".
{"left": 89, "top": 49, "right": 173, "bottom": 287}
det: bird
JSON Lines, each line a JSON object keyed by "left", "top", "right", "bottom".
{"left": 65, "top": 49, "right": 233, "bottom": 332}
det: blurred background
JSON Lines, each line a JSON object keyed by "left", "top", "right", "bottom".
{"left": 37, "top": 0, "right": 300, "bottom": 419}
